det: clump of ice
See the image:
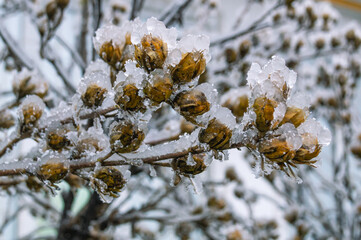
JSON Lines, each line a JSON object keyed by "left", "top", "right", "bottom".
{"left": 93, "top": 23, "right": 127, "bottom": 53}
{"left": 177, "top": 34, "right": 211, "bottom": 62}
{"left": 274, "top": 123, "right": 303, "bottom": 150}
{"left": 131, "top": 17, "right": 177, "bottom": 49}
{"left": 247, "top": 56, "right": 297, "bottom": 96}
{"left": 298, "top": 118, "right": 331, "bottom": 145}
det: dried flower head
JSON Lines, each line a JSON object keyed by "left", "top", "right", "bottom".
{"left": 293, "top": 133, "right": 321, "bottom": 164}
{"left": 81, "top": 83, "right": 107, "bottom": 108}
{"left": 93, "top": 167, "right": 126, "bottom": 198}
{"left": 199, "top": 118, "right": 232, "bottom": 150}
{"left": 56, "top": 0, "right": 70, "bottom": 9}
{"left": 110, "top": 120, "right": 145, "bottom": 153}
{"left": 20, "top": 95, "right": 45, "bottom": 132}
{"left": 279, "top": 107, "right": 307, "bottom": 128}
{"left": 99, "top": 41, "right": 123, "bottom": 68}
{"left": 172, "top": 153, "right": 207, "bottom": 175}
{"left": 174, "top": 89, "right": 210, "bottom": 122}
{"left": 0, "top": 109, "right": 15, "bottom": 129}
{"left": 37, "top": 161, "right": 68, "bottom": 183}
{"left": 115, "top": 83, "right": 145, "bottom": 111}
{"left": 171, "top": 51, "right": 206, "bottom": 84}
{"left": 47, "top": 128, "right": 70, "bottom": 150}
{"left": 135, "top": 34, "right": 167, "bottom": 72}
{"left": 259, "top": 137, "right": 296, "bottom": 163}
{"left": 144, "top": 71, "right": 173, "bottom": 104}
{"left": 12, "top": 69, "right": 48, "bottom": 100}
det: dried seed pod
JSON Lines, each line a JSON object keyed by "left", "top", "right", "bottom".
{"left": 0, "top": 109, "right": 15, "bottom": 129}
{"left": 315, "top": 38, "right": 325, "bottom": 50}
{"left": 56, "top": 0, "right": 70, "bottom": 9}
{"left": 81, "top": 83, "right": 107, "bottom": 108}
{"left": 47, "top": 128, "right": 70, "bottom": 150}
{"left": 207, "top": 197, "right": 226, "bottom": 210}
{"left": 173, "top": 90, "right": 210, "bottom": 122}
{"left": 224, "top": 48, "right": 237, "bottom": 64}
{"left": 37, "top": 161, "right": 68, "bottom": 183}
{"left": 199, "top": 119, "right": 232, "bottom": 150}
{"left": 172, "top": 153, "right": 207, "bottom": 175}
{"left": 13, "top": 71, "right": 48, "bottom": 99}
{"left": 171, "top": 51, "right": 206, "bottom": 84}
{"left": 217, "top": 212, "right": 233, "bottom": 222}
{"left": 293, "top": 133, "right": 321, "bottom": 162}
{"left": 115, "top": 83, "right": 144, "bottom": 111}
{"left": 110, "top": 121, "right": 145, "bottom": 153}
{"left": 225, "top": 167, "right": 240, "bottom": 182}
{"left": 72, "top": 137, "right": 104, "bottom": 159}
{"left": 239, "top": 40, "right": 251, "bottom": 58}
{"left": 258, "top": 138, "right": 295, "bottom": 162}
{"left": 144, "top": 71, "right": 173, "bottom": 104}
{"left": 253, "top": 96, "right": 278, "bottom": 132}
{"left": 331, "top": 37, "right": 340, "bottom": 48}
{"left": 46, "top": 1, "right": 58, "bottom": 20}
{"left": 99, "top": 41, "right": 123, "bottom": 67}
{"left": 93, "top": 167, "right": 126, "bottom": 198}
{"left": 20, "top": 96, "right": 45, "bottom": 133}
{"left": 227, "top": 230, "right": 243, "bottom": 240}
{"left": 279, "top": 107, "right": 306, "bottom": 128}
{"left": 135, "top": 34, "right": 167, "bottom": 72}
{"left": 351, "top": 146, "right": 361, "bottom": 159}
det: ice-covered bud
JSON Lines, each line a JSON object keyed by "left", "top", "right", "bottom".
{"left": 221, "top": 88, "right": 249, "bottom": 120}
{"left": 109, "top": 120, "right": 145, "bottom": 153}
{"left": 199, "top": 119, "right": 232, "bottom": 150}
{"left": 36, "top": 155, "right": 69, "bottom": 184}
{"left": 172, "top": 153, "right": 207, "bottom": 175}
{"left": 224, "top": 48, "right": 237, "bottom": 64}
{"left": 115, "top": 82, "right": 144, "bottom": 112}
{"left": 134, "top": 34, "right": 167, "bottom": 72}
{"left": 280, "top": 107, "right": 307, "bottom": 128}
{"left": 93, "top": 167, "right": 127, "bottom": 198}
{"left": 143, "top": 70, "right": 173, "bottom": 104}
{"left": 258, "top": 123, "right": 302, "bottom": 162}
{"left": 207, "top": 197, "right": 226, "bottom": 210}
{"left": 12, "top": 69, "right": 48, "bottom": 100}
{"left": 46, "top": 125, "right": 70, "bottom": 150}
{"left": 45, "top": 1, "right": 58, "bottom": 20}
{"left": 239, "top": 40, "right": 251, "bottom": 58}
{"left": 0, "top": 109, "right": 15, "bottom": 129}
{"left": 252, "top": 96, "right": 278, "bottom": 132}
{"left": 170, "top": 51, "right": 206, "bottom": 84}
{"left": 81, "top": 84, "right": 107, "bottom": 108}
{"left": 79, "top": 67, "right": 111, "bottom": 108}
{"left": 99, "top": 41, "right": 122, "bottom": 67}
{"left": 70, "top": 127, "right": 109, "bottom": 159}
{"left": 173, "top": 89, "right": 210, "bottom": 123}
{"left": 19, "top": 95, "right": 45, "bottom": 132}
{"left": 293, "top": 118, "right": 331, "bottom": 163}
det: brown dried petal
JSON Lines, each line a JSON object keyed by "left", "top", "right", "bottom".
{"left": 94, "top": 167, "right": 126, "bottom": 197}
{"left": 253, "top": 96, "right": 278, "bottom": 132}
{"left": 279, "top": 107, "right": 306, "bottom": 128}
{"left": 293, "top": 133, "right": 321, "bottom": 161}
{"left": 259, "top": 138, "right": 295, "bottom": 162}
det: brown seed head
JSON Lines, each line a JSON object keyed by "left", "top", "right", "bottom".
{"left": 222, "top": 95, "right": 249, "bottom": 119}
{"left": 225, "top": 48, "right": 237, "bottom": 64}
{"left": 110, "top": 121, "right": 145, "bottom": 153}
{"left": 99, "top": 41, "right": 123, "bottom": 67}
{"left": 172, "top": 153, "right": 207, "bottom": 175}
{"left": 81, "top": 84, "right": 107, "bottom": 108}
{"left": 46, "top": 1, "right": 58, "bottom": 20}
{"left": 47, "top": 128, "right": 70, "bottom": 150}
{"left": 171, "top": 51, "right": 206, "bottom": 84}
{"left": 239, "top": 40, "right": 251, "bottom": 58}
{"left": 135, "top": 34, "right": 167, "bottom": 72}
{"left": 198, "top": 119, "right": 232, "bottom": 150}
{"left": 207, "top": 197, "right": 226, "bottom": 210}
{"left": 13, "top": 76, "right": 48, "bottom": 99}
{"left": 293, "top": 133, "right": 321, "bottom": 162}
{"left": 144, "top": 72, "right": 173, "bottom": 104}
{"left": 21, "top": 103, "right": 43, "bottom": 132}
{"left": 259, "top": 138, "right": 295, "bottom": 162}
{"left": 115, "top": 83, "right": 144, "bottom": 111}
{"left": 94, "top": 167, "right": 126, "bottom": 197}
{"left": 56, "top": 0, "right": 69, "bottom": 9}
{"left": 227, "top": 230, "right": 243, "bottom": 240}
{"left": 0, "top": 109, "right": 15, "bottom": 129}
{"left": 37, "top": 162, "right": 68, "bottom": 183}
{"left": 174, "top": 90, "right": 210, "bottom": 122}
